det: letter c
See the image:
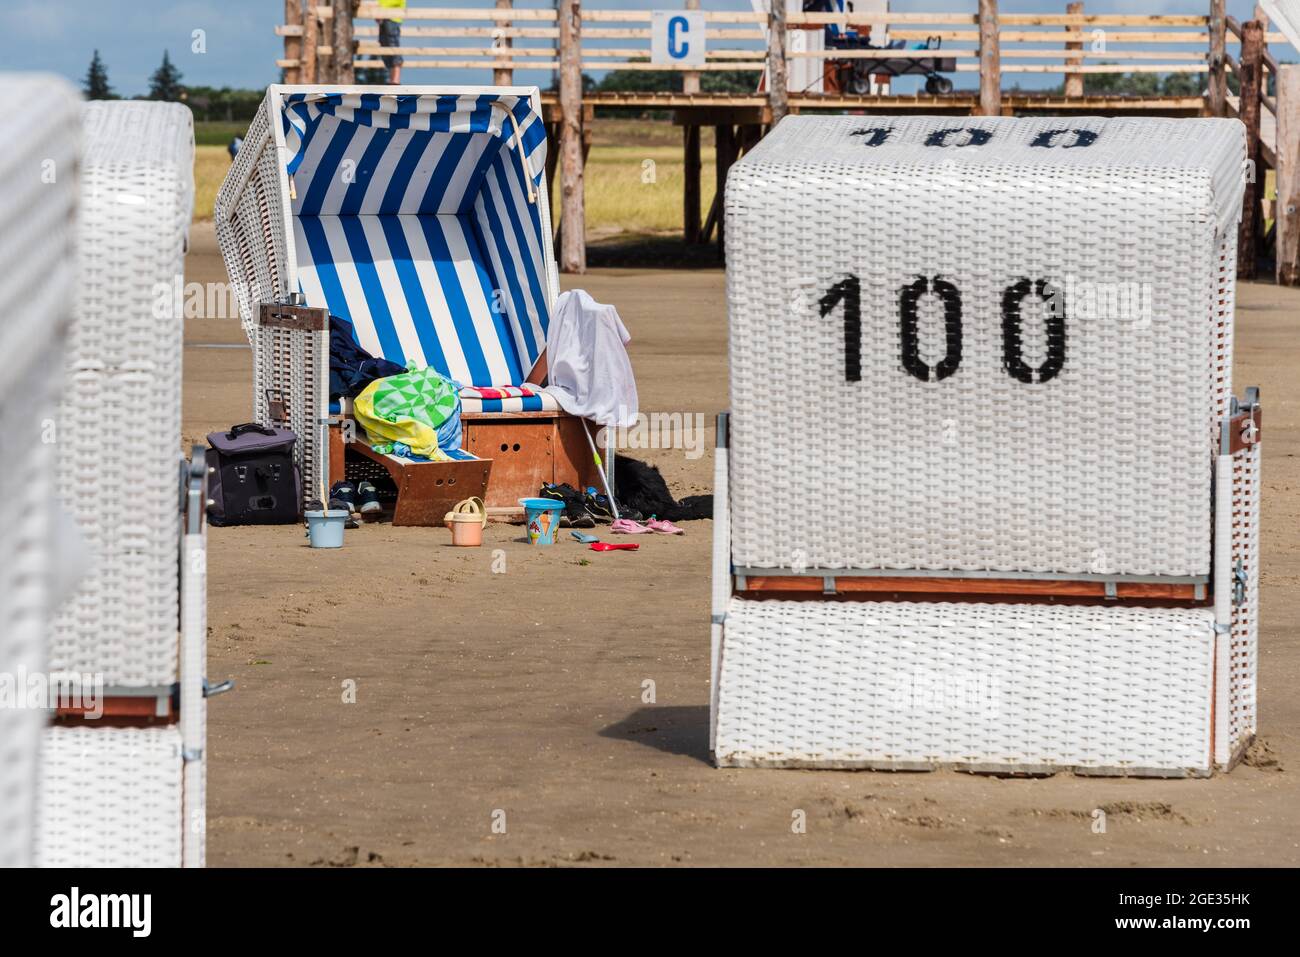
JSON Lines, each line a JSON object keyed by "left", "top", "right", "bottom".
{"left": 668, "top": 16, "right": 690, "bottom": 59}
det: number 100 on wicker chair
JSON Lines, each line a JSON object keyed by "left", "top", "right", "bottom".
{"left": 712, "top": 116, "right": 1259, "bottom": 776}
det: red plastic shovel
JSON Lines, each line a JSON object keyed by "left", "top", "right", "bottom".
{"left": 589, "top": 542, "right": 639, "bottom": 552}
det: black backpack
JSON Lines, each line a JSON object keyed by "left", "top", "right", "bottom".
{"left": 205, "top": 423, "right": 301, "bottom": 526}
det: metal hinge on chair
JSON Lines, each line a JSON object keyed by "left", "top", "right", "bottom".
{"left": 204, "top": 678, "right": 235, "bottom": 698}
{"left": 1233, "top": 559, "right": 1247, "bottom": 607}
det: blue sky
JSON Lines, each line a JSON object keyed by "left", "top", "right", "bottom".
{"left": 0, "top": 0, "right": 1285, "bottom": 97}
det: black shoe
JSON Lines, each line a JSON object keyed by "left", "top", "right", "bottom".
{"left": 329, "top": 481, "right": 358, "bottom": 514}
{"left": 582, "top": 486, "right": 641, "bottom": 523}
{"left": 541, "top": 482, "right": 596, "bottom": 528}
{"left": 356, "top": 480, "right": 382, "bottom": 515}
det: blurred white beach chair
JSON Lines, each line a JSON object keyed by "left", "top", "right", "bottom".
{"left": 216, "top": 86, "right": 608, "bottom": 523}
{"left": 0, "top": 75, "right": 80, "bottom": 869}
{"left": 36, "top": 100, "right": 211, "bottom": 867}
{"left": 713, "top": 115, "right": 1261, "bottom": 776}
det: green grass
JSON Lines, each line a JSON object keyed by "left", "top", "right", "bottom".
{"left": 194, "top": 146, "right": 229, "bottom": 220}
{"left": 194, "top": 121, "right": 249, "bottom": 147}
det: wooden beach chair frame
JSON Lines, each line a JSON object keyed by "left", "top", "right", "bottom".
{"left": 217, "top": 85, "right": 606, "bottom": 525}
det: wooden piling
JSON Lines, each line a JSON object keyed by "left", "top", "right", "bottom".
{"left": 559, "top": 0, "right": 586, "bottom": 273}
{"left": 303, "top": 3, "right": 319, "bottom": 82}
{"left": 1276, "top": 65, "right": 1300, "bottom": 284}
{"left": 335, "top": 0, "right": 355, "bottom": 83}
{"left": 1063, "top": 2, "right": 1083, "bottom": 98}
{"left": 978, "top": 0, "right": 1001, "bottom": 117}
{"left": 1238, "top": 19, "right": 1264, "bottom": 279}
{"left": 284, "top": 1, "right": 303, "bottom": 83}
{"left": 767, "top": 0, "right": 788, "bottom": 125}
{"left": 684, "top": 124, "right": 701, "bottom": 243}
{"left": 683, "top": 0, "right": 701, "bottom": 95}
{"left": 494, "top": 0, "right": 513, "bottom": 86}
{"left": 1209, "top": 0, "right": 1227, "bottom": 116}
{"left": 707, "top": 123, "right": 739, "bottom": 252}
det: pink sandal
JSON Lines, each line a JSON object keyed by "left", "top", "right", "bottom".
{"left": 610, "top": 518, "right": 651, "bottom": 534}
{"left": 645, "top": 516, "right": 685, "bottom": 535}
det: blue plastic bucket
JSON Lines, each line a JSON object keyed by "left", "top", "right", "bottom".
{"left": 305, "top": 509, "right": 348, "bottom": 548}
{"left": 519, "top": 497, "right": 564, "bottom": 545}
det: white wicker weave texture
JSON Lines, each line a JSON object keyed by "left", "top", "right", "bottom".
{"left": 1225, "top": 441, "right": 1261, "bottom": 765}
{"left": 50, "top": 101, "right": 195, "bottom": 687}
{"left": 714, "top": 598, "right": 1217, "bottom": 774}
{"left": 725, "top": 116, "right": 1245, "bottom": 576}
{"left": 35, "top": 726, "right": 183, "bottom": 867}
{"left": 0, "top": 76, "right": 80, "bottom": 869}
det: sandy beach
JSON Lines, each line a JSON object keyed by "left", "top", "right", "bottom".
{"left": 184, "top": 222, "right": 1299, "bottom": 867}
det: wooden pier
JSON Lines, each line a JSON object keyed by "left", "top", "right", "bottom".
{"left": 276, "top": 2, "right": 1297, "bottom": 284}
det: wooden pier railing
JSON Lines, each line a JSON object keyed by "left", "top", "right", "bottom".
{"left": 276, "top": 2, "right": 1298, "bottom": 282}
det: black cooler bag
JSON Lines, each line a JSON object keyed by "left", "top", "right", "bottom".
{"left": 205, "top": 423, "right": 301, "bottom": 526}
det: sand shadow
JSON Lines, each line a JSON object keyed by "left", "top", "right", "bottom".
{"left": 599, "top": 705, "right": 712, "bottom": 765}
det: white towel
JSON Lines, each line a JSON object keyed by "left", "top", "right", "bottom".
{"left": 541, "top": 290, "right": 639, "bottom": 428}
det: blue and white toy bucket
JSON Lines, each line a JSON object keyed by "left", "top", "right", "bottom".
{"left": 519, "top": 498, "right": 564, "bottom": 546}
{"left": 305, "top": 509, "right": 348, "bottom": 548}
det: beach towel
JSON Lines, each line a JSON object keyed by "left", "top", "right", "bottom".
{"left": 353, "top": 366, "right": 459, "bottom": 461}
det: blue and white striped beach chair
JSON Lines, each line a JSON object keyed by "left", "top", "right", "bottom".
{"left": 217, "top": 86, "right": 601, "bottom": 518}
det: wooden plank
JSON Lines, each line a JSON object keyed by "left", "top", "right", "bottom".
{"left": 357, "top": 44, "right": 555, "bottom": 56}
{"left": 787, "top": 48, "right": 1207, "bottom": 61}
{"left": 737, "top": 575, "right": 1204, "bottom": 601}
{"left": 767, "top": 1, "right": 788, "bottom": 124}
{"left": 494, "top": 0, "right": 513, "bottom": 86}
{"left": 1277, "top": 65, "right": 1300, "bottom": 285}
{"left": 684, "top": 124, "right": 701, "bottom": 244}
{"left": 357, "top": 5, "right": 556, "bottom": 20}
{"left": 559, "top": 0, "right": 585, "bottom": 274}
{"left": 1064, "top": 1, "right": 1084, "bottom": 98}
{"left": 584, "top": 10, "right": 764, "bottom": 23}
{"left": 978, "top": 0, "right": 1001, "bottom": 117}
{"left": 1239, "top": 19, "right": 1264, "bottom": 279}
{"left": 1000, "top": 14, "right": 1207, "bottom": 26}
{"left": 995, "top": 64, "right": 1208, "bottom": 74}
{"left": 1228, "top": 407, "right": 1263, "bottom": 454}
{"left": 56, "top": 696, "right": 175, "bottom": 722}
{"left": 890, "top": 29, "right": 1209, "bottom": 42}
{"left": 580, "top": 61, "right": 767, "bottom": 71}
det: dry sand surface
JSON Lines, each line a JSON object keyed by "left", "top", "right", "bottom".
{"left": 185, "top": 222, "right": 1299, "bottom": 867}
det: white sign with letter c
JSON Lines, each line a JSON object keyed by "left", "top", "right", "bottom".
{"left": 651, "top": 10, "right": 706, "bottom": 67}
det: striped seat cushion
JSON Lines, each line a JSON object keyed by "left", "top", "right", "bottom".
{"left": 459, "top": 385, "right": 559, "bottom": 414}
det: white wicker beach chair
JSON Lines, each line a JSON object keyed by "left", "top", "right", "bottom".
{"left": 0, "top": 75, "right": 80, "bottom": 869}
{"left": 216, "top": 86, "right": 607, "bottom": 521}
{"left": 36, "top": 101, "right": 210, "bottom": 866}
{"left": 713, "top": 115, "right": 1259, "bottom": 776}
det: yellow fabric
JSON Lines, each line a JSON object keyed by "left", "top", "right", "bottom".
{"left": 378, "top": 0, "right": 405, "bottom": 22}
{"left": 353, "top": 378, "right": 448, "bottom": 461}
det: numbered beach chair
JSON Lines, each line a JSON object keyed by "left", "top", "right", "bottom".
{"left": 713, "top": 115, "right": 1259, "bottom": 776}
{"left": 216, "top": 86, "right": 601, "bottom": 523}
{"left": 37, "top": 101, "right": 211, "bottom": 866}
{"left": 0, "top": 75, "right": 80, "bottom": 868}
